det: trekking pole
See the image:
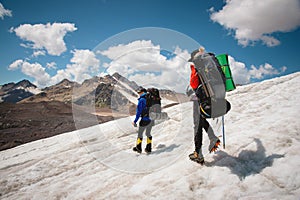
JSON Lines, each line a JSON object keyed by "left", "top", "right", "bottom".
{"left": 222, "top": 116, "right": 225, "bottom": 149}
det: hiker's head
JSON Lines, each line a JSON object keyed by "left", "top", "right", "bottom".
{"left": 136, "top": 86, "right": 146, "bottom": 95}
{"left": 199, "top": 47, "right": 205, "bottom": 54}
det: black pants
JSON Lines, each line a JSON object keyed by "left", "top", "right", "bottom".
{"left": 193, "top": 100, "right": 210, "bottom": 153}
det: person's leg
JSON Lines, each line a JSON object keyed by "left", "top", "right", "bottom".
{"left": 133, "top": 126, "right": 145, "bottom": 153}
{"left": 145, "top": 121, "right": 153, "bottom": 153}
{"left": 202, "top": 118, "right": 216, "bottom": 140}
{"left": 137, "top": 125, "right": 145, "bottom": 139}
{"left": 145, "top": 120, "right": 153, "bottom": 138}
{"left": 203, "top": 117, "right": 220, "bottom": 153}
{"left": 190, "top": 100, "right": 204, "bottom": 164}
{"left": 193, "top": 100, "right": 203, "bottom": 155}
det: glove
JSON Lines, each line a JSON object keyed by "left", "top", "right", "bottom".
{"left": 132, "top": 122, "right": 137, "bottom": 127}
{"left": 185, "top": 85, "right": 194, "bottom": 97}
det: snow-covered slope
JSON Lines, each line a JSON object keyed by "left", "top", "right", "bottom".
{"left": 1, "top": 72, "right": 300, "bottom": 199}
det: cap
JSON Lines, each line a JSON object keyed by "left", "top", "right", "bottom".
{"left": 136, "top": 86, "right": 146, "bottom": 93}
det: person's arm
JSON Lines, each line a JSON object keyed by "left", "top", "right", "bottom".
{"left": 133, "top": 99, "right": 144, "bottom": 124}
{"left": 190, "top": 64, "right": 200, "bottom": 90}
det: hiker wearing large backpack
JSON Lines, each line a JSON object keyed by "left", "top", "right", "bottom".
{"left": 187, "top": 47, "right": 222, "bottom": 165}
{"left": 132, "top": 86, "right": 153, "bottom": 154}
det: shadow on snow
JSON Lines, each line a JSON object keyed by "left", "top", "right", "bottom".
{"left": 209, "top": 138, "right": 284, "bottom": 180}
{"left": 152, "top": 144, "right": 181, "bottom": 155}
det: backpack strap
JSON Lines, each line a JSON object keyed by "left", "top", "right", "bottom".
{"left": 197, "top": 72, "right": 211, "bottom": 98}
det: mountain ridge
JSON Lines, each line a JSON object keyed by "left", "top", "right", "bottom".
{"left": 0, "top": 80, "right": 40, "bottom": 103}
{"left": 0, "top": 72, "right": 186, "bottom": 151}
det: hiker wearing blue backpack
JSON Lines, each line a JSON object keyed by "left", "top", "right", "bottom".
{"left": 132, "top": 86, "right": 153, "bottom": 154}
{"left": 187, "top": 47, "right": 221, "bottom": 165}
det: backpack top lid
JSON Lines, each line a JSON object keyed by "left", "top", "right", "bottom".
{"left": 188, "top": 47, "right": 205, "bottom": 62}
{"left": 147, "top": 88, "right": 161, "bottom": 100}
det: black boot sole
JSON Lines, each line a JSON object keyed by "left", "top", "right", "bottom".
{"left": 133, "top": 147, "right": 142, "bottom": 153}
{"left": 145, "top": 149, "right": 151, "bottom": 154}
{"left": 189, "top": 154, "right": 205, "bottom": 165}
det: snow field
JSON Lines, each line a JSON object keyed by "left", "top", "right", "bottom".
{"left": 1, "top": 72, "right": 300, "bottom": 199}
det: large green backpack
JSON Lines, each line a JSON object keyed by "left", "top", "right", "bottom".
{"left": 216, "top": 54, "right": 236, "bottom": 92}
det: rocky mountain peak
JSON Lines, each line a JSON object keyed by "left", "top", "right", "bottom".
{"left": 15, "top": 80, "right": 37, "bottom": 89}
{"left": 112, "top": 72, "right": 122, "bottom": 80}
{"left": 0, "top": 80, "right": 38, "bottom": 103}
{"left": 57, "top": 78, "right": 74, "bottom": 86}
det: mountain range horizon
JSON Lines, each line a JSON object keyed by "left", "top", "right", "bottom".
{"left": 0, "top": 71, "right": 187, "bottom": 151}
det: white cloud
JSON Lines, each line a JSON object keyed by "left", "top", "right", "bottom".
{"left": 228, "top": 56, "right": 251, "bottom": 84}
{"left": 50, "top": 49, "right": 101, "bottom": 84}
{"left": 12, "top": 23, "right": 77, "bottom": 55}
{"left": 32, "top": 50, "right": 46, "bottom": 57}
{"left": 8, "top": 59, "right": 23, "bottom": 71}
{"left": 0, "top": 3, "right": 12, "bottom": 19}
{"left": 228, "top": 56, "right": 287, "bottom": 84}
{"left": 64, "top": 49, "right": 101, "bottom": 83}
{"left": 8, "top": 49, "right": 100, "bottom": 87}
{"left": 210, "top": 0, "right": 300, "bottom": 47}
{"left": 102, "top": 40, "right": 286, "bottom": 90}
{"left": 46, "top": 62, "right": 57, "bottom": 69}
{"left": 50, "top": 69, "right": 72, "bottom": 85}
{"left": 7, "top": 39, "right": 286, "bottom": 90}
{"left": 8, "top": 60, "right": 51, "bottom": 87}
{"left": 100, "top": 40, "right": 167, "bottom": 72}
{"left": 100, "top": 40, "right": 158, "bottom": 60}
{"left": 249, "top": 63, "right": 287, "bottom": 80}
{"left": 100, "top": 40, "right": 191, "bottom": 92}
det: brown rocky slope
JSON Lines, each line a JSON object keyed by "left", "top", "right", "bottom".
{"left": 0, "top": 101, "right": 113, "bottom": 151}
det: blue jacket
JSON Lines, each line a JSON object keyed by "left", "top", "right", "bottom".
{"left": 134, "top": 93, "right": 151, "bottom": 123}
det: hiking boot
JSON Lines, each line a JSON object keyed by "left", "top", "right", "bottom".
{"left": 209, "top": 138, "right": 220, "bottom": 153}
{"left": 145, "top": 144, "right": 151, "bottom": 154}
{"left": 145, "top": 136, "right": 152, "bottom": 154}
{"left": 133, "top": 138, "right": 142, "bottom": 153}
{"left": 133, "top": 146, "right": 142, "bottom": 153}
{"left": 189, "top": 151, "right": 205, "bottom": 165}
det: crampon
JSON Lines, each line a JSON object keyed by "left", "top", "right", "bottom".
{"left": 209, "top": 139, "right": 221, "bottom": 153}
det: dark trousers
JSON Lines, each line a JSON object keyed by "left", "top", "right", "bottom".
{"left": 193, "top": 100, "right": 210, "bottom": 153}
{"left": 137, "top": 120, "right": 153, "bottom": 139}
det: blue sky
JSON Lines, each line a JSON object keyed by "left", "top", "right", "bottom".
{"left": 0, "top": 0, "right": 300, "bottom": 92}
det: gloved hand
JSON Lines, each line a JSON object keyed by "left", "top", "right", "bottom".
{"left": 185, "top": 85, "right": 194, "bottom": 97}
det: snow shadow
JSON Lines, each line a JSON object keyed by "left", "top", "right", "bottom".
{"left": 209, "top": 138, "right": 284, "bottom": 180}
{"left": 152, "top": 144, "right": 181, "bottom": 155}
